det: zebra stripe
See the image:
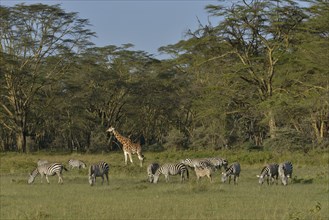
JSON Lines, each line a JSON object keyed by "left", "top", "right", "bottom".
{"left": 278, "top": 161, "right": 293, "bottom": 186}
{"left": 153, "top": 163, "right": 189, "bottom": 183}
{"left": 181, "top": 158, "right": 213, "bottom": 169}
{"left": 203, "top": 157, "right": 229, "bottom": 170}
{"left": 257, "top": 163, "right": 279, "bottom": 185}
{"left": 221, "top": 162, "right": 241, "bottom": 184}
{"left": 28, "top": 163, "right": 68, "bottom": 184}
{"left": 68, "top": 159, "right": 86, "bottom": 169}
{"left": 147, "top": 163, "right": 160, "bottom": 183}
{"left": 88, "top": 161, "right": 109, "bottom": 186}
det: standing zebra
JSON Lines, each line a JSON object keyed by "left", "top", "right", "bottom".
{"left": 68, "top": 159, "right": 86, "bottom": 169}
{"left": 203, "top": 157, "right": 229, "bottom": 170}
{"left": 257, "top": 163, "right": 279, "bottom": 185}
{"left": 153, "top": 163, "right": 189, "bottom": 184}
{"left": 147, "top": 163, "right": 160, "bottom": 183}
{"left": 221, "top": 162, "right": 241, "bottom": 184}
{"left": 88, "top": 161, "right": 109, "bottom": 186}
{"left": 181, "top": 158, "right": 213, "bottom": 169}
{"left": 278, "top": 161, "right": 293, "bottom": 186}
{"left": 28, "top": 163, "right": 68, "bottom": 184}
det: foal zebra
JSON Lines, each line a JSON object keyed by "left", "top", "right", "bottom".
{"left": 68, "top": 159, "right": 86, "bottom": 169}
{"left": 37, "top": 159, "right": 49, "bottom": 166}
{"left": 221, "top": 162, "right": 241, "bottom": 184}
{"left": 153, "top": 163, "right": 189, "bottom": 183}
{"left": 194, "top": 165, "right": 214, "bottom": 182}
{"left": 88, "top": 161, "right": 109, "bottom": 186}
{"left": 147, "top": 163, "right": 160, "bottom": 183}
{"left": 278, "top": 161, "right": 293, "bottom": 186}
{"left": 257, "top": 163, "right": 279, "bottom": 185}
{"left": 28, "top": 163, "right": 68, "bottom": 184}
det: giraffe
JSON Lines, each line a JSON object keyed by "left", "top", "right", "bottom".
{"left": 106, "top": 127, "right": 145, "bottom": 167}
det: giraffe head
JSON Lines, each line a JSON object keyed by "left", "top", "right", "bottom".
{"left": 106, "top": 127, "right": 115, "bottom": 133}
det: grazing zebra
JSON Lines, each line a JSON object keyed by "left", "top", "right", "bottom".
{"left": 194, "top": 165, "right": 214, "bottom": 182}
{"left": 153, "top": 163, "right": 189, "bottom": 184}
{"left": 257, "top": 163, "right": 279, "bottom": 185}
{"left": 203, "top": 157, "right": 229, "bottom": 170}
{"left": 88, "top": 161, "right": 109, "bottom": 186}
{"left": 37, "top": 159, "right": 49, "bottom": 166}
{"left": 278, "top": 161, "right": 293, "bottom": 186}
{"left": 221, "top": 162, "right": 241, "bottom": 184}
{"left": 28, "top": 163, "right": 68, "bottom": 184}
{"left": 181, "top": 158, "right": 213, "bottom": 169}
{"left": 147, "top": 163, "right": 160, "bottom": 183}
{"left": 68, "top": 159, "right": 86, "bottom": 169}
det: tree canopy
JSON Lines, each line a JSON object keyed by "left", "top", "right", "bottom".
{"left": 1, "top": 1, "right": 328, "bottom": 153}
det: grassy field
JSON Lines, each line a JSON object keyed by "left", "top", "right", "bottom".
{"left": 0, "top": 150, "right": 328, "bottom": 219}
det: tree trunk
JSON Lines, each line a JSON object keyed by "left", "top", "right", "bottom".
{"left": 16, "top": 131, "right": 26, "bottom": 153}
{"left": 268, "top": 110, "right": 276, "bottom": 138}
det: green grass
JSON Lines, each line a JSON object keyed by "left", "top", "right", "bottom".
{"left": 0, "top": 150, "right": 328, "bottom": 219}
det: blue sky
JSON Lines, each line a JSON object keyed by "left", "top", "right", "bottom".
{"left": 2, "top": 0, "right": 225, "bottom": 58}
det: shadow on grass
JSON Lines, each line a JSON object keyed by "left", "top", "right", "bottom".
{"left": 292, "top": 176, "right": 314, "bottom": 184}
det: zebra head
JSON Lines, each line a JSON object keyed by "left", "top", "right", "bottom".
{"left": 28, "top": 173, "right": 35, "bottom": 184}
{"left": 153, "top": 171, "right": 161, "bottom": 184}
{"left": 281, "top": 176, "right": 288, "bottom": 186}
{"left": 89, "top": 174, "right": 95, "bottom": 186}
{"left": 221, "top": 172, "right": 228, "bottom": 183}
{"left": 221, "top": 159, "right": 229, "bottom": 170}
{"left": 256, "top": 174, "right": 265, "bottom": 184}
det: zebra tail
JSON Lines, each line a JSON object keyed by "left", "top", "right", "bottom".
{"left": 63, "top": 165, "right": 68, "bottom": 171}
{"left": 186, "top": 167, "right": 189, "bottom": 179}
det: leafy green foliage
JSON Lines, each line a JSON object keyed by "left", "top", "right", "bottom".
{"left": 1, "top": 1, "right": 328, "bottom": 153}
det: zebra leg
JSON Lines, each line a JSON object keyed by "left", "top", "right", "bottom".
{"left": 105, "top": 173, "right": 109, "bottom": 185}
{"left": 40, "top": 173, "right": 44, "bottom": 183}
{"left": 58, "top": 173, "right": 63, "bottom": 184}
{"left": 165, "top": 174, "right": 169, "bottom": 182}
{"left": 46, "top": 175, "right": 50, "bottom": 184}
{"left": 228, "top": 175, "right": 231, "bottom": 184}
{"left": 101, "top": 175, "right": 104, "bottom": 185}
{"left": 234, "top": 175, "right": 238, "bottom": 185}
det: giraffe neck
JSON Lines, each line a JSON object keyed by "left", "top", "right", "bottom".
{"left": 113, "top": 130, "right": 130, "bottom": 144}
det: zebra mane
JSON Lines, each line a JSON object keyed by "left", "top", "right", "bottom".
{"left": 260, "top": 166, "right": 268, "bottom": 175}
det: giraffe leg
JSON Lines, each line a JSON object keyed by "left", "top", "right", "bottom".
{"left": 124, "top": 151, "right": 128, "bottom": 165}
{"left": 128, "top": 152, "right": 133, "bottom": 164}
{"left": 137, "top": 153, "right": 144, "bottom": 167}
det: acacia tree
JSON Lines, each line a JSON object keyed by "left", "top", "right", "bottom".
{"left": 203, "top": 0, "right": 308, "bottom": 142}
{"left": 0, "top": 4, "right": 95, "bottom": 152}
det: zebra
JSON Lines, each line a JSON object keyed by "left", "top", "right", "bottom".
{"left": 88, "top": 161, "right": 109, "bottom": 186}
{"left": 181, "top": 158, "right": 213, "bottom": 170}
{"left": 147, "top": 163, "right": 160, "bottom": 183}
{"left": 221, "top": 162, "right": 241, "bottom": 184}
{"left": 28, "top": 163, "right": 68, "bottom": 184}
{"left": 257, "top": 163, "right": 279, "bottom": 185}
{"left": 278, "top": 161, "right": 293, "bottom": 186}
{"left": 68, "top": 159, "right": 87, "bottom": 169}
{"left": 153, "top": 163, "right": 189, "bottom": 184}
{"left": 203, "top": 157, "right": 229, "bottom": 170}
{"left": 37, "top": 159, "right": 49, "bottom": 166}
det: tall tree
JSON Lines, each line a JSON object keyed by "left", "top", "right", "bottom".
{"left": 0, "top": 4, "right": 95, "bottom": 152}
